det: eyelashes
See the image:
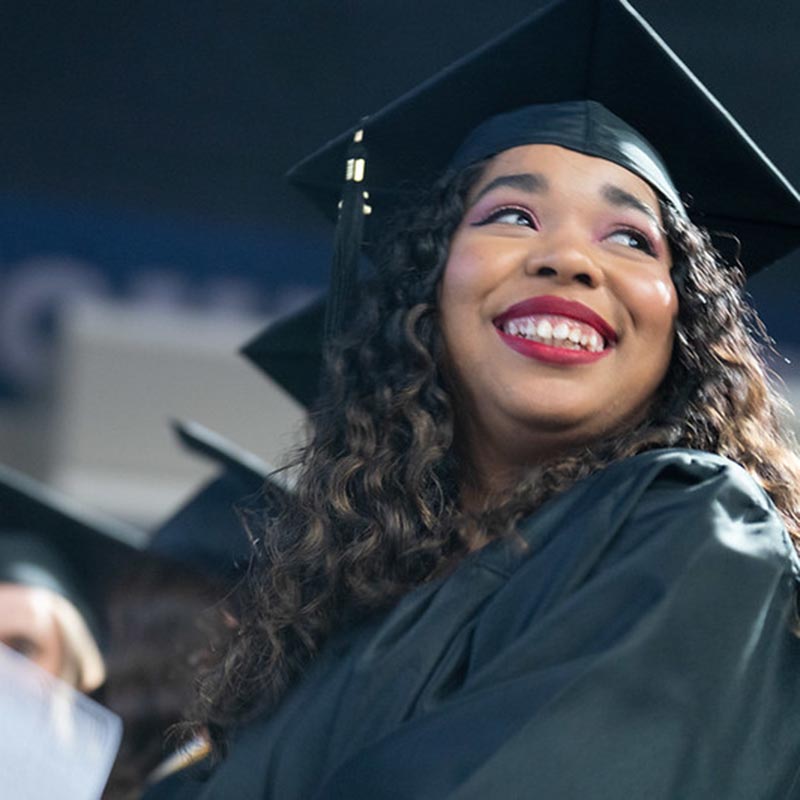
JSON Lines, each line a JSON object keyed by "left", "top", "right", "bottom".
{"left": 605, "top": 228, "right": 657, "bottom": 256}
{"left": 473, "top": 205, "right": 537, "bottom": 229}
{"left": 471, "top": 204, "right": 659, "bottom": 257}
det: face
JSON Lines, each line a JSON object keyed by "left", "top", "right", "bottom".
{"left": 439, "top": 144, "right": 678, "bottom": 486}
{"left": 0, "top": 582, "right": 65, "bottom": 679}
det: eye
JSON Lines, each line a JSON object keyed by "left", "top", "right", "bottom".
{"left": 474, "top": 206, "right": 537, "bottom": 228}
{"left": 606, "top": 227, "right": 656, "bottom": 256}
{"left": 5, "top": 635, "right": 40, "bottom": 659}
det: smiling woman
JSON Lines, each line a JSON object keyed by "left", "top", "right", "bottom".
{"left": 440, "top": 145, "right": 678, "bottom": 484}
{"left": 157, "top": 1, "right": 800, "bottom": 799}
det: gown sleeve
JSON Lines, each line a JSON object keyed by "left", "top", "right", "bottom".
{"left": 313, "top": 456, "right": 800, "bottom": 800}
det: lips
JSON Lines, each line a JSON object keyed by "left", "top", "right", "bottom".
{"left": 493, "top": 295, "right": 618, "bottom": 345}
{"left": 493, "top": 295, "right": 617, "bottom": 365}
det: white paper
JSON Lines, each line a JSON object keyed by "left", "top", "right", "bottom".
{"left": 0, "top": 643, "right": 122, "bottom": 800}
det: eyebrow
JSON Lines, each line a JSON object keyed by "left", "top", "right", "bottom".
{"left": 471, "top": 172, "right": 662, "bottom": 228}
{"left": 601, "top": 184, "right": 659, "bottom": 225}
{"left": 471, "top": 172, "right": 549, "bottom": 203}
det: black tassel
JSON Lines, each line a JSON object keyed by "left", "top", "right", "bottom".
{"left": 324, "top": 127, "right": 370, "bottom": 345}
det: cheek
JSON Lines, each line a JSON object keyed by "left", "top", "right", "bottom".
{"left": 625, "top": 273, "right": 679, "bottom": 337}
{"left": 640, "top": 278, "right": 679, "bottom": 392}
{"left": 440, "top": 239, "right": 484, "bottom": 302}
{"left": 438, "top": 244, "right": 479, "bottom": 337}
{"left": 440, "top": 224, "right": 519, "bottom": 302}
{"left": 653, "top": 276, "right": 678, "bottom": 312}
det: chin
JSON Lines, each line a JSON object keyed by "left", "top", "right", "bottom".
{"left": 508, "top": 400, "right": 610, "bottom": 434}
{"left": 508, "top": 401, "right": 652, "bottom": 453}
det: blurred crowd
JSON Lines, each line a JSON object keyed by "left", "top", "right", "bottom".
{"left": 0, "top": 401, "right": 286, "bottom": 799}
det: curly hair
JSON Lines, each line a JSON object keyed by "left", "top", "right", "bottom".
{"left": 192, "top": 163, "right": 800, "bottom": 743}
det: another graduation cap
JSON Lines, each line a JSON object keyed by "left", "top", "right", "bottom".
{"left": 245, "top": 0, "right": 800, "bottom": 407}
{"left": 240, "top": 298, "right": 325, "bottom": 409}
{"left": 0, "top": 463, "right": 148, "bottom": 688}
{"left": 148, "top": 420, "right": 289, "bottom": 582}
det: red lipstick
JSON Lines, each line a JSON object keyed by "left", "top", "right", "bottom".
{"left": 493, "top": 295, "right": 617, "bottom": 366}
{"left": 494, "top": 295, "right": 618, "bottom": 344}
{"left": 496, "top": 330, "right": 611, "bottom": 364}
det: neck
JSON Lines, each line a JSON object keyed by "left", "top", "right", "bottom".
{"left": 455, "top": 418, "right": 594, "bottom": 511}
{"left": 457, "top": 444, "right": 526, "bottom": 512}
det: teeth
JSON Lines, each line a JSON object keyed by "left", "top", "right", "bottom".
{"left": 501, "top": 313, "right": 607, "bottom": 353}
{"left": 552, "top": 322, "right": 569, "bottom": 341}
{"left": 536, "top": 319, "right": 552, "bottom": 338}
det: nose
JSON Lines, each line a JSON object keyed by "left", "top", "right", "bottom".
{"left": 524, "top": 229, "right": 603, "bottom": 288}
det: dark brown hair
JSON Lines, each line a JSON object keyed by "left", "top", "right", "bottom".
{"left": 193, "top": 163, "right": 800, "bottom": 744}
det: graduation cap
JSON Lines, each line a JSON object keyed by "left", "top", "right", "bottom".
{"left": 291, "top": 0, "right": 800, "bottom": 269}
{"left": 0, "top": 463, "right": 148, "bottom": 687}
{"left": 148, "top": 420, "right": 290, "bottom": 582}
{"left": 240, "top": 298, "right": 325, "bottom": 409}
{"left": 246, "top": 0, "right": 800, "bottom": 407}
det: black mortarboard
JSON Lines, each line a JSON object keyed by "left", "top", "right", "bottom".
{"left": 289, "top": 0, "right": 800, "bottom": 273}
{"left": 246, "top": 0, "right": 800, "bottom": 408}
{"left": 148, "top": 420, "right": 288, "bottom": 582}
{"left": 0, "top": 464, "right": 148, "bottom": 644}
{"left": 240, "top": 298, "right": 325, "bottom": 409}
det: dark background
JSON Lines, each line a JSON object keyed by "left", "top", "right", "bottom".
{"left": 0, "top": 0, "right": 797, "bottom": 396}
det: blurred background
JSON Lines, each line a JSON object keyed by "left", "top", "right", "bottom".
{"left": 1, "top": 0, "right": 798, "bottom": 527}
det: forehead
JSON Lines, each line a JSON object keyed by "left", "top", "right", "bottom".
{"left": 471, "top": 143, "right": 663, "bottom": 210}
{"left": 0, "top": 582, "right": 56, "bottom": 619}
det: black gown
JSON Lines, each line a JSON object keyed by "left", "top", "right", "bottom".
{"left": 153, "top": 449, "right": 800, "bottom": 799}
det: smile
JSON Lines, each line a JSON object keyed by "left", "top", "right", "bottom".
{"left": 499, "top": 314, "right": 604, "bottom": 352}
{"left": 492, "top": 295, "right": 617, "bottom": 365}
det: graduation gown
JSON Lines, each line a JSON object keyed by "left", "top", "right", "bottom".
{"left": 165, "top": 449, "right": 800, "bottom": 799}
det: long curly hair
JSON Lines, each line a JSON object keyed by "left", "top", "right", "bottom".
{"left": 193, "top": 162, "right": 800, "bottom": 742}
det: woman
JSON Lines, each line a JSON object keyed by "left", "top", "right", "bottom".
{"left": 0, "top": 463, "right": 146, "bottom": 695}
{"left": 178, "top": 1, "right": 800, "bottom": 797}
{"left": 0, "top": 569, "right": 105, "bottom": 692}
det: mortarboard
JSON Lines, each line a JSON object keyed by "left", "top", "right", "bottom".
{"left": 148, "top": 420, "right": 289, "bottom": 582}
{"left": 0, "top": 464, "right": 148, "bottom": 648}
{"left": 240, "top": 298, "right": 325, "bottom": 409}
{"left": 290, "top": 0, "right": 800, "bottom": 272}
{"left": 245, "top": 0, "right": 800, "bottom": 408}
